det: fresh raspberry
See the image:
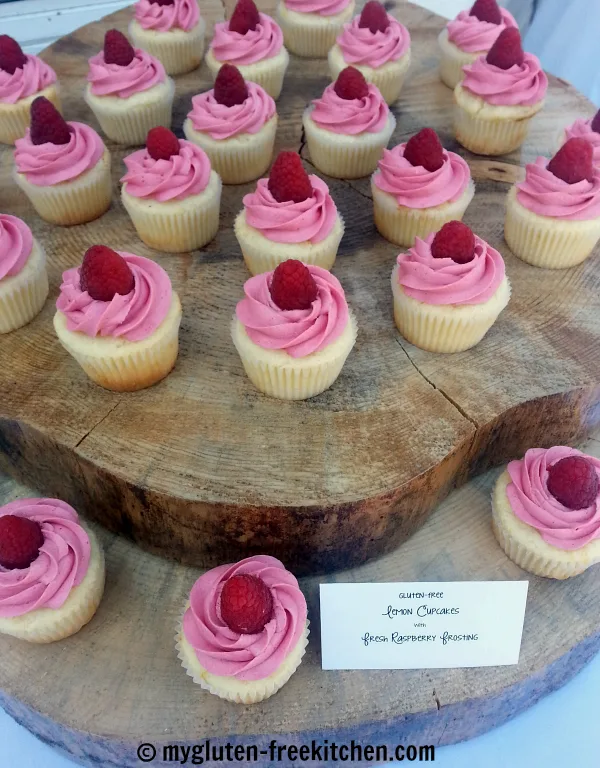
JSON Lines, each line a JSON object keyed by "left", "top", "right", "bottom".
{"left": 592, "top": 109, "right": 600, "bottom": 134}
{"left": 486, "top": 27, "right": 524, "bottom": 70}
{"left": 334, "top": 66, "right": 369, "bottom": 100}
{"left": 80, "top": 245, "right": 135, "bottom": 302}
{"left": 403, "top": 128, "right": 445, "bottom": 172}
{"left": 469, "top": 0, "right": 502, "bottom": 24}
{"left": 214, "top": 64, "right": 248, "bottom": 107}
{"left": 0, "top": 35, "right": 27, "bottom": 75}
{"left": 229, "top": 0, "right": 260, "bottom": 35}
{"left": 104, "top": 29, "right": 135, "bottom": 67}
{"left": 547, "top": 456, "right": 599, "bottom": 510}
{"left": 30, "top": 97, "right": 71, "bottom": 146}
{"left": 146, "top": 126, "right": 180, "bottom": 161}
{"left": 149, "top": 0, "right": 174, "bottom": 5}
{"left": 268, "top": 151, "right": 313, "bottom": 204}
{"left": 358, "top": 1, "right": 390, "bottom": 34}
{"left": 220, "top": 574, "right": 274, "bottom": 634}
{"left": 431, "top": 221, "right": 476, "bottom": 264}
{"left": 0, "top": 515, "right": 44, "bottom": 570}
{"left": 547, "top": 138, "right": 594, "bottom": 184}
{"left": 270, "top": 260, "right": 318, "bottom": 310}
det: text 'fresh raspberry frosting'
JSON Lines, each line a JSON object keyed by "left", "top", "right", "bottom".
{"left": 87, "top": 48, "right": 166, "bottom": 98}
{"left": 461, "top": 53, "right": 548, "bottom": 107}
{"left": 182, "top": 555, "right": 307, "bottom": 681}
{"left": 0, "top": 214, "right": 33, "bottom": 280}
{"left": 284, "top": 0, "right": 352, "bottom": 17}
{"left": 134, "top": 0, "right": 200, "bottom": 32}
{"left": 447, "top": 8, "right": 517, "bottom": 54}
{"left": 188, "top": 81, "right": 275, "bottom": 140}
{"left": 210, "top": 13, "right": 283, "bottom": 66}
{"left": 517, "top": 157, "right": 600, "bottom": 220}
{"left": 336, "top": 14, "right": 410, "bottom": 68}
{"left": 0, "top": 55, "right": 56, "bottom": 104}
{"left": 309, "top": 82, "right": 388, "bottom": 134}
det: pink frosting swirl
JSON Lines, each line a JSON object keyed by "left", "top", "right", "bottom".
{"left": 0, "top": 498, "right": 91, "bottom": 619}
{"left": 309, "top": 82, "right": 388, "bottom": 134}
{"left": 507, "top": 447, "right": 600, "bottom": 550}
{"left": 396, "top": 233, "right": 506, "bottom": 306}
{"left": 565, "top": 119, "right": 600, "bottom": 167}
{"left": 0, "top": 214, "right": 33, "bottom": 280}
{"left": 210, "top": 13, "right": 283, "bottom": 66}
{"left": 87, "top": 48, "right": 165, "bottom": 98}
{"left": 121, "top": 139, "right": 211, "bottom": 201}
{"left": 243, "top": 175, "right": 337, "bottom": 244}
{"left": 335, "top": 14, "right": 410, "bottom": 68}
{"left": 14, "top": 121, "right": 105, "bottom": 187}
{"left": 461, "top": 53, "right": 548, "bottom": 107}
{"left": 0, "top": 54, "right": 57, "bottom": 104}
{"left": 56, "top": 252, "right": 172, "bottom": 342}
{"left": 134, "top": 0, "right": 200, "bottom": 32}
{"left": 188, "top": 81, "right": 275, "bottom": 140}
{"left": 447, "top": 8, "right": 518, "bottom": 54}
{"left": 182, "top": 555, "right": 307, "bottom": 681}
{"left": 373, "top": 143, "right": 471, "bottom": 208}
{"left": 283, "top": 0, "right": 351, "bottom": 17}
{"left": 237, "top": 264, "right": 349, "bottom": 358}
{"left": 516, "top": 157, "right": 600, "bottom": 221}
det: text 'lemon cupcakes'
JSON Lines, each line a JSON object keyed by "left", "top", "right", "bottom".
{"left": 235, "top": 151, "right": 344, "bottom": 274}
{"left": 492, "top": 447, "right": 600, "bottom": 579}
{"left": 277, "top": 0, "right": 355, "bottom": 58}
{"left": 328, "top": 1, "right": 411, "bottom": 105}
{"left": 54, "top": 245, "right": 181, "bottom": 392}
{"left": 0, "top": 498, "right": 105, "bottom": 643}
{"left": 392, "top": 221, "right": 510, "bottom": 353}
{"left": 233, "top": 259, "right": 356, "bottom": 400}
{"left": 177, "top": 555, "right": 309, "bottom": 703}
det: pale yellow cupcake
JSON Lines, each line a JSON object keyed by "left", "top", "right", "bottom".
{"left": 0, "top": 215, "right": 48, "bottom": 334}
{"left": 276, "top": 0, "right": 355, "bottom": 58}
{"left": 0, "top": 498, "right": 105, "bottom": 643}
{"left": 54, "top": 246, "right": 181, "bottom": 392}
{"left": 492, "top": 447, "right": 600, "bottom": 579}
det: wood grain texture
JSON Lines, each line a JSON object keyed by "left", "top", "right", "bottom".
{"left": 0, "top": 0, "right": 599, "bottom": 574}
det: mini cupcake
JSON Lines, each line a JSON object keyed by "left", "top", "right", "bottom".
{"left": 561, "top": 109, "right": 600, "bottom": 169}
{"left": 121, "top": 127, "right": 221, "bottom": 252}
{"left": 177, "top": 555, "right": 309, "bottom": 703}
{"left": 85, "top": 29, "right": 175, "bottom": 145}
{"left": 0, "top": 498, "right": 105, "bottom": 643}
{"left": 303, "top": 66, "right": 394, "bottom": 179}
{"left": 492, "top": 447, "right": 600, "bottom": 579}
{"left": 454, "top": 28, "right": 547, "bottom": 156}
{"left": 276, "top": 0, "right": 355, "bottom": 58}
{"left": 129, "top": 0, "right": 205, "bottom": 75}
{"left": 0, "top": 35, "right": 60, "bottom": 145}
{"left": 438, "top": 0, "right": 518, "bottom": 90}
{"left": 232, "top": 259, "right": 356, "bottom": 399}
{"left": 392, "top": 221, "right": 510, "bottom": 353}
{"left": 505, "top": 138, "right": 600, "bottom": 269}
{"left": 206, "top": 0, "right": 289, "bottom": 101}
{"left": 184, "top": 64, "right": 276, "bottom": 185}
{"left": 372, "top": 128, "right": 474, "bottom": 247}
{"left": 14, "top": 98, "right": 112, "bottom": 226}
{"left": 234, "top": 151, "right": 344, "bottom": 274}
{"left": 0, "top": 214, "right": 48, "bottom": 333}
{"left": 54, "top": 245, "right": 182, "bottom": 391}
{"left": 328, "top": 1, "right": 411, "bottom": 105}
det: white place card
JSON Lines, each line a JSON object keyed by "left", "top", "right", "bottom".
{"left": 320, "top": 581, "right": 528, "bottom": 670}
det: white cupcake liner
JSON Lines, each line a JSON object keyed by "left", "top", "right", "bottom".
{"left": 303, "top": 109, "right": 395, "bottom": 179}
{"left": 205, "top": 48, "right": 289, "bottom": 101}
{"left": 372, "top": 177, "right": 475, "bottom": 247}
{"left": 0, "top": 84, "right": 61, "bottom": 145}
{"left": 14, "top": 148, "right": 112, "bottom": 226}
{"left": 234, "top": 210, "right": 344, "bottom": 274}
{"left": 0, "top": 526, "right": 105, "bottom": 643}
{"left": 84, "top": 80, "right": 175, "bottom": 146}
{"left": 328, "top": 45, "right": 411, "bottom": 105}
{"left": 0, "top": 240, "right": 48, "bottom": 334}
{"left": 54, "top": 294, "right": 182, "bottom": 392}
{"left": 122, "top": 171, "right": 221, "bottom": 252}
{"left": 391, "top": 266, "right": 510, "bottom": 353}
{"left": 128, "top": 18, "right": 205, "bottom": 76}
{"left": 277, "top": 2, "right": 354, "bottom": 58}
{"left": 183, "top": 117, "right": 277, "bottom": 185}
{"left": 232, "top": 314, "right": 357, "bottom": 399}
{"left": 504, "top": 187, "right": 600, "bottom": 269}
{"left": 437, "top": 28, "right": 480, "bottom": 90}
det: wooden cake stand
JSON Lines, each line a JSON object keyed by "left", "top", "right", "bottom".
{"left": 1, "top": 0, "right": 600, "bottom": 765}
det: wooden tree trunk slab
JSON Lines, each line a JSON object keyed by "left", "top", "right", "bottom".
{"left": 2, "top": 432, "right": 600, "bottom": 766}
{"left": 0, "top": 0, "right": 599, "bottom": 575}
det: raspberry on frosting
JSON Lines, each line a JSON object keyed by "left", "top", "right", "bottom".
{"left": 461, "top": 47, "right": 548, "bottom": 107}
{"left": 0, "top": 35, "right": 27, "bottom": 74}
{"left": 146, "top": 126, "right": 180, "bottom": 160}
{"left": 359, "top": 1, "right": 389, "bottom": 33}
{"left": 187, "top": 79, "right": 275, "bottom": 140}
{"left": 214, "top": 63, "right": 248, "bottom": 107}
{"left": 446, "top": 6, "right": 517, "bottom": 55}
{"left": 335, "top": 11, "right": 410, "bottom": 69}
{"left": 334, "top": 66, "right": 369, "bottom": 100}
{"left": 220, "top": 573, "right": 274, "bottom": 634}
{"left": 29, "top": 96, "right": 70, "bottom": 146}
{"left": 486, "top": 27, "right": 524, "bottom": 70}
{"left": 79, "top": 245, "right": 135, "bottom": 302}
{"left": 104, "top": 29, "right": 135, "bottom": 67}
{"left": 431, "top": 221, "right": 475, "bottom": 264}
{"left": 309, "top": 79, "right": 389, "bottom": 135}
{"left": 403, "top": 128, "right": 444, "bottom": 172}
{"left": 547, "top": 138, "right": 594, "bottom": 185}
{"left": 0, "top": 515, "right": 44, "bottom": 570}
{"left": 268, "top": 151, "right": 312, "bottom": 203}
{"left": 270, "top": 259, "right": 318, "bottom": 310}
{"left": 0, "top": 44, "right": 57, "bottom": 104}
{"left": 469, "top": 0, "right": 502, "bottom": 25}
{"left": 209, "top": 11, "right": 283, "bottom": 66}
{"left": 229, "top": 0, "right": 260, "bottom": 35}
{"left": 87, "top": 39, "right": 166, "bottom": 98}
{"left": 547, "top": 456, "right": 599, "bottom": 511}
